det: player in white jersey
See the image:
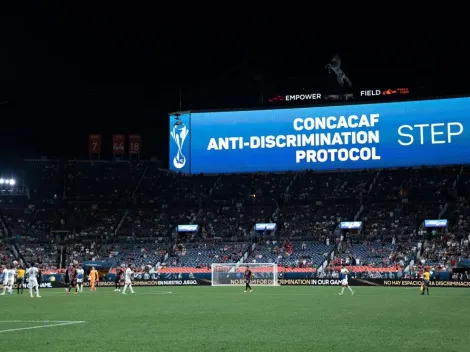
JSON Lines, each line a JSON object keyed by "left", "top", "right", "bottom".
{"left": 1, "top": 267, "right": 15, "bottom": 295}
{"left": 27, "top": 265, "right": 41, "bottom": 298}
{"left": 339, "top": 265, "right": 354, "bottom": 296}
{"left": 76, "top": 266, "right": 85, "bottom": 292}
{"left": 122, "top": 265, "right": 135, "bottom": 294}
{"left": 7, "top": 268, "right": 15, "bottom": 294}
{"left": 0, "top": 266, "right": 8, "bottom": 295}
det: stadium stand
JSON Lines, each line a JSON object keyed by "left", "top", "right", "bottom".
{"left": 24, "top": 160, "right": 62, "bottom": 203}
{"left": 0, "top": 161, "right": 468, "bottom": 277}
{"left": 66, "top": 160, "right": 145, "bottom": 202}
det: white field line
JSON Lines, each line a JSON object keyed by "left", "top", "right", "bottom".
{"left": 42, "top": 291, "right": 172, "bottom": 295}
{"left": 0, "top": 321, "right": 85, "bottom": 333}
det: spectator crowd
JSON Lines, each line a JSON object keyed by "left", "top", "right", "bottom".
{"left": 0, "top": 161, "right": 468, "bottom": 275}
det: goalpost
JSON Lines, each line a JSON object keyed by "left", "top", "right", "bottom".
{"left": 211, "top": 263, "right": 279, "bottom": 286}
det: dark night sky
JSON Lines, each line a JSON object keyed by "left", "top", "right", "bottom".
{"left": 0, "top": 5, "right": 466, "bottom": 166}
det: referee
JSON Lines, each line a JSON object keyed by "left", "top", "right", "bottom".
{"left": 16, "top": 266, "right": 25, "bottom": 294}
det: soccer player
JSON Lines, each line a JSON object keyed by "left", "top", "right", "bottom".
{"left": 122, "top": 265, "right": 135, "bottom": 294}
{"left": 27, "top": 264, "right": 41, "bottom": 298}
{"left": 6, "top": 267, "right": 15, "bottom": 294}
{"left": 76, "top": 266, "right": 84, "bottom": 292}
{"left": 421, "top": 267, "right": 431, "bottom": 296}
{"left": 16, "top": 266, "right": 25, "bottom": 294}
{"left": 244, "top": 265, "right": 252, "bottom": 292}
{"left": 37, "top": 267, "right": 42, "bottom": 288}
{"left": 0, "top": 265, "right": 8, "bottom": 295}
{"left": 89, "top": 267, "right": 98, "bottom": 292}
{"left": 66, "top": 263, "right": 78, "bottom": 295}
{"left": 339, "top": 265, "right": 354, "bottom": 296}
{"left": 114, "top": 266, "right": 123, "bottom": 292}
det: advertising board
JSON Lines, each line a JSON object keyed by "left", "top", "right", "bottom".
{"left": 177, "top": 224, "right": 199, "bottom": 232}
{"left": 339, "top": 221, "right": 362, "bottom": 229}
{"left": 424, "top": 219, "right": 448, "bottom": 228}
{"left": 169, "top": 97, "right": 470, "bottom": 174}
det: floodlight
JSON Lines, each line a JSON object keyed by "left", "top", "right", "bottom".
{"left": 0, "top": 178, "right": 4, "bottom": 184}
{"left": 9, "top": 179, "right": 15, "bottom": 185}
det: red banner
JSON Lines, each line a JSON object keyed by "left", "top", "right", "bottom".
{"left": 128, "top": 135, "right": 142, "bottom": 154}
{"left": 112, "top": 135, "right": 125, "bottom": 154}
{"left": 88, "top": 134, "right": 102, "bottom": 154}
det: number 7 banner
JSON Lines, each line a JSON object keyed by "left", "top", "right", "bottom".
{"left": 112, "top": 135, "right": 125, "bottom": 155}
{"left": 88, "top": 134, "right": 102, "bottom": 154}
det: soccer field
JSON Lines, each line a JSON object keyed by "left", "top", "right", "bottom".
{"left": 0, "top": 286, "right": 468, "bottom": 352}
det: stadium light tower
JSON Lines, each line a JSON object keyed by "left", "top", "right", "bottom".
{"left": 0, "top": 178, "right": 4, "bottom": 184}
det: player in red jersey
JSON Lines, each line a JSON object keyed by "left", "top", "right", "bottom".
{"left": 114, "top": 266, "right": 123, "bottom": 292}
{"left": 66, "top": 263, "right": 78, "bottom": 295}
{"left": 244, "top": 266, "right": 253, "bottom": 293}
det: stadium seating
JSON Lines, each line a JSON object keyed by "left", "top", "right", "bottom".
{"left": 66, "top": 160, "right": 145, "bottom": 201}
{"left": 335, "top": 240, "right": 415, "bottom": 268}
{"left": 167, "top": 243, "right": 249, "bottom": 267}
{"left": 247, "top": 241, "right": 333, "bottom": 267}
{"left": 24, "top": 160, "right": 61, "bottom": 203}
{"left": 291, "top": 170, "right": 375, "bottom": 202}
{"left": 0, "top": 244, "right": 15, "bottom": 266}
{"left": 0, "top": 160, "right": 468, "bottom": 276}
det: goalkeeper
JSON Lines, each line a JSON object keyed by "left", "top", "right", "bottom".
{"left": 244, "top": 266, "right": 253, "bottom": 293}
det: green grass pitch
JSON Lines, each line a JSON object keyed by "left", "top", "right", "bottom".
{"left": 0, "top": 286, "right": 468, "bottom": 352}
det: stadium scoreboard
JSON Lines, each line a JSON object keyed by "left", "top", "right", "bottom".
{"left": 169, "top": 97, "right": 470, "bottom": 174}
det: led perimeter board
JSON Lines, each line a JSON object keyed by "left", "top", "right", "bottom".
{"left": 168, "top": 97, "right": 470, "bottom": 174}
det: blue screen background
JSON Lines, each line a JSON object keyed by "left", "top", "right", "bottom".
{"left": 169, "top": 98, "right": 470, "bottom": 174}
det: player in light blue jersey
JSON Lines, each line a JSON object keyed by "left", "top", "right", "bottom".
{"left": 339, "top": 265, "right": 354, "bottom": 296}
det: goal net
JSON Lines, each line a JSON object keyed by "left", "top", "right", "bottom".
{"left": 211, "top": 263, "right": 279, "bottom": 286}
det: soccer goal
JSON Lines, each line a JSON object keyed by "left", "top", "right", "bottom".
{"left": 211, "top": 263, "right": 279, "bottom": 286}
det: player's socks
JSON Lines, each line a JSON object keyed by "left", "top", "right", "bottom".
{"left": 340, "top": 287, "right": 345, "bottom": 295}
{"left": 347, "top": 286, "right": 353, "bottom": 294}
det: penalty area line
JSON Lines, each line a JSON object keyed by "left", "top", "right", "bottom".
{"left": 0, "top": 321, "right": 85, "bottom": 333}
{"left": 0, "top": 320, "right": 84, "bottom": 323}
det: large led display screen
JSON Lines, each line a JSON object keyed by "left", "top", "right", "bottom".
{"left": 169, "top": 97, "right": 470, "bottom": 174}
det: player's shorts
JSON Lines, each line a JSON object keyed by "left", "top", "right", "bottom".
{"left": 125, "top": 279, "right": 132, "bottom": 285}
{"left": 28, "top": 279, "right": 38, "bottom": 288}
{"left": 423, "top": 280, "right": 430, "bottom": 287}
{"left": 341, "top": 279, "right": 348, "bottom": 286}
{"left": 77, "top": 279, "right": 83, "bottom": 283}
{"left": 16, "top": 278, "right": 24, "bottom": 285}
